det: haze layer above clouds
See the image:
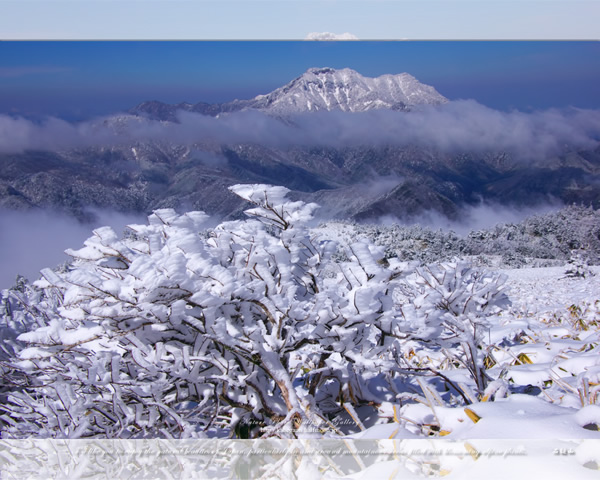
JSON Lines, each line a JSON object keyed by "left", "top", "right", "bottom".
{"left": 1, "top": 101, "right": 599, "bottom": 161}
{"left": 0, "top": 209, "right": 146, "bottom": 289}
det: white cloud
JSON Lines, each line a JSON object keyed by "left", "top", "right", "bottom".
{"left": 0, "top": 208, "right": 146, "bottom": 289}
{"left": 375, "top": 199, "right": 563, "bottom": 236}
{"left": 1, "top": 101, "right": 600, "bottom": 161}
{"left": 305, "top": 31, "right": 358, "bottom": 40}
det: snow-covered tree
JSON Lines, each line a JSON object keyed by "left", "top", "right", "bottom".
{"left": 565, "top": 249, "right": 596, "bottom": 278}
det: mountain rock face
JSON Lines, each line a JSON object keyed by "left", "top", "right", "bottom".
{"left": 129, "top": 67, "right": 448, "bottom": 121}
{"left": 1, "top": 67, "right": 599, "bottom": 225}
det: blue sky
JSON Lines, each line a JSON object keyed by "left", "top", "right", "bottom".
{"left": 0, "top": 41, "right": 599, "bottom": 119}
{"left": 1, "top": 1, "right": 599, "bottom": 40}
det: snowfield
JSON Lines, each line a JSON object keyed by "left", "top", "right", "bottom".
{"left": 1, "top": 184, "right": 599, "bottom": 478}
{"left": 502, "top": 265, "right": 600, "bottom": 314}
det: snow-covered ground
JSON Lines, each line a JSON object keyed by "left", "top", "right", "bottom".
{"left": 349, "top": 266, "right": 600, "bottom": 438}
{"left": 1, "top": 187, "right": 599, "bottom": 478}
{"left": 319, "top": 265, "right": 600, "bottom": 477}
{"left": 503, "top": 265, "right": 600, "bottom": 314}
{"left": 311, "top": 221, "right": 600, "bottom": 442}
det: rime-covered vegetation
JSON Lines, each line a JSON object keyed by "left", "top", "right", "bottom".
{"left": 321, "top": 204, "right": 600, "bottom": 267}
{"left": 0, "top": 187, "right": 599, "bottom": 444}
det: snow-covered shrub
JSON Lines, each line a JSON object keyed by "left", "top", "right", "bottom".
{"left": 0, "top": 185, "right": 413, "bottom": 439}
{"left": 565, "top": 301, "right": 600, "bottom": 332}
{"left": 1, "top": 183, "right": 525, "bottom": 439}
{"left": 0, "top": 277, "right": 64, "bottom": 425}
{"left": 565, "top": 250, "right": 596, "bottom": 279}
{"left": 394, "top": 263, "right": 510, "bottom": 396}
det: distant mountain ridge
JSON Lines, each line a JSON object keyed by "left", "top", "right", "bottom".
{"left": 129, "top": 67, "right": 448, "bottom": 121}
{"left": 1, "top": 67, "right": 599, "bottom": 225}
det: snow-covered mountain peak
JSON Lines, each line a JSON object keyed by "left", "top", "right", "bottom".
{"left": 306, "top": 67, "right": 338, "bottom": 75}
{"left": 247, "top": 67, "right": 448, "bottom": 114}
{"left": 129, "top": 67, "right": 448, "bottom": 120}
